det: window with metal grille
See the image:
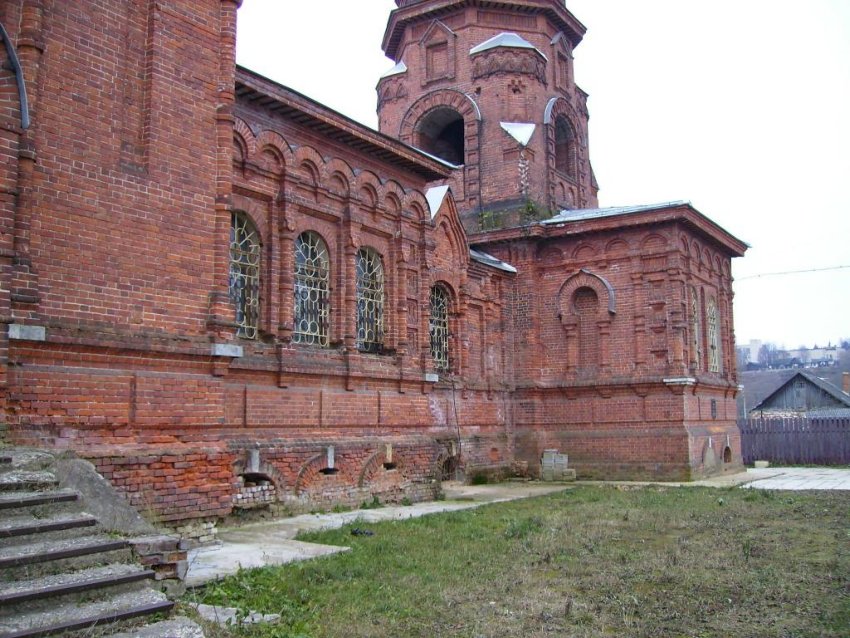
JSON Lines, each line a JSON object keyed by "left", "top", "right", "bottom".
{"left": 707, "top": 297, "right": 721, "bottom": 373}
{"left": 355, "top": 248, "right": 384, "bottom": 353}
{"left": 690, "top": 286, "right": 701, "bottom": 370}
{"left": 229, "top": 211, "right": 261, "bottom": 339}
{"left": 429, "top": 285, "right": 450, "bottom": 372}
{"left": 293, "top": 231, "right": 330, "bottom": 347}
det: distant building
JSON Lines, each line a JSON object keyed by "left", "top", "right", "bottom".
{"left": 742, "top": 339, "right": 762, "bottom": 365}
{"left": 787, "top": 346, "right": 840, "bottom": 367}
{"left": 749, "top": 371, "right": 850, "bottom": 417}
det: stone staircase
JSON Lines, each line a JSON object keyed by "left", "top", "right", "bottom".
{"left": 0, "top": 449, "right": 203, "bottom": 638}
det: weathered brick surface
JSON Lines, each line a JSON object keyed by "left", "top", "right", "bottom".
{"left": 0, "top": 0, "right": 746, "bottom": 525}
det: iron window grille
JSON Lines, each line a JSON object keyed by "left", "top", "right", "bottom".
{"left": 690, "top": 286, "right": 702, "bottom": 370}
{"left": 707, "top": 297, "right": 721, "bottom": 373}
{"left": 429, "top": 285, "right": 450, "bottom": 372}
{"left": 293, "top": 231, "right": 330, "bottom": 347}
{"left": 229, "top": 211, "right": 260, "bottom": 339}
{"left": 355, "top": 248, "right": 385, "bottom": 353}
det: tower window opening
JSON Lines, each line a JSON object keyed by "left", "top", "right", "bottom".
{"left": 554, "top": 115, "right": 577, "bottom": 179}
{"left": 417, "top": 107, "right": 465, "bottom": 165}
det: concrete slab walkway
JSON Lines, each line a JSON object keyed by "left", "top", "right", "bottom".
{"left": 185, "top": 468, "right": 850, "bottom": 586}
{"left": 185, "top": 482, "right": 567, "bottom": 586}
{"left": 739, "top": 467, "right": 850, "bottom": 491}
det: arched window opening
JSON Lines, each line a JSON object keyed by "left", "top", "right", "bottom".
{"left": 430, "top": 285, "right": 450, "bottom": 372}
{"left": 293, "top": 232, "right": 330, "bottom": 347}
{"left": 229, "top": 211, "right": 260, "bottom": 339}
{"left": 707, "top": 297, "right": 721, "bottom": 373}
{"left": 574, "top": 286, "right": 599, "bottom": 368}
{"left": 416, "top": 107, "right": 465, "bottom": 165}
{"left": 555, "top": 115, "right": 577, "bottom": 179}
{"left": 356, "top": 248, "right": 385, "bottom": 353}
{"left": 690, "top": 286, "right": 702, "bottom": 371}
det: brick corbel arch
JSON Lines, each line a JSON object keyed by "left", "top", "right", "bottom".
{"left": 557, "top": 269, "right": 616, "bottom": 373}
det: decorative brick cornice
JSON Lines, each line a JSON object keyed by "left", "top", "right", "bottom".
{"left": 383, "top": 0, "right": 587, "bottom": 59}
{"left": 471, "top": 47, "right": 547, "bottom": 84}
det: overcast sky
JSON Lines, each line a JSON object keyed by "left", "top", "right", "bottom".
{"left": 236, "top": 0, "right": 850, "bottom": 351}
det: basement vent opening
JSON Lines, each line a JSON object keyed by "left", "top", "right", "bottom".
{"left": 383, "top": 462, "right": 397, "bottom": 471}
{"left": 319, "top": 467, "right": 339, "bottom": 475}
{"left": 233, "top": 472, "right": 276, "bottom": 509}
{"left": 441, "top": 454, "right": 460, "bottom": 481}
{"left": 241, "top": 472, "right": 271, "bottom": 485}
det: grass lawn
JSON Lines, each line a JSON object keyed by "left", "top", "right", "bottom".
{"left": 190, "top": 485, "right": 849, "bottom": 637}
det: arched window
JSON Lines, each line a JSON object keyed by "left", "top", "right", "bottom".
{"left": 690, "top": 286, "right": 702, "bottom": 371}
{"left": 416, "top": 107, "right": 465, "bottom": 165}
{"left": 429, "top": 285, "right": 450, "bottom": 372}
{"left": 554, "top": 115, "right": 577, "bottom": 179}
{"left": 293, "top": 231, "right": 330, "bottom": 347}
{"left": 229, "top": 211, "right": 261, "bottom": 339}
{"left": 574, "top": 286, "right": 599, "bottom": 368}
{"left": 707, "top": 297, "right": 721, "bottom": 373}
{"left": 355, "top": 248, "right": 385, "bottom": 353}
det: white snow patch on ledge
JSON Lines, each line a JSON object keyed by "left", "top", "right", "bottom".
{"left": 500, "top": 122, "right": 536, "bottom": 147}
{"left": 470, "top": 32, "right": 545, "bottom": 58}
{"left": 380, "top": 61, "right": 407, "bottom": 79}
{"left": 426, "top": 185, "right": 450, "bottom": 219}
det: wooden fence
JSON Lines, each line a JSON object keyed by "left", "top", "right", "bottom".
{"left": 738, "top": 416, "right": 850, "bottom": 465}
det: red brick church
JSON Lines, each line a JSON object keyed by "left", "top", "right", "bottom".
{"left": 0, "top": 0, "right": 746, "bottom": 525}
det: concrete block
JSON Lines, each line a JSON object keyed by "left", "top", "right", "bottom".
{"left": 211, "top": 343, "right": 243, "bottom": 358}
{"left": 8, "top": 324, "right": 46, "bottom": 341}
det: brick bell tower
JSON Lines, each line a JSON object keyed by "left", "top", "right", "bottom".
{"left": 378, "top": 0, "right": 599, "bottom": 231}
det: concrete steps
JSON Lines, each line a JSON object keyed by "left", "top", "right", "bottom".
{"left": 0, "top": 472, "right": 58, "bottom": 492}
{"left": 0, "top": 564, "right": 155, "bottom": 605}
{"left": 0, "top": 512, "right": 98, "bottom": 543}
{"left": 103, "top": 617, "right": 206, "bottom": 638}
{"left": 0, "top": 490, "right": 79, "bottom": 512}
{"left": 0, "top": 534, "right": 130, "bottom": 572}
{"left": 0, "top": 447, "right": 204, "bottom": 638}
{"left": 0, "top": 588, "right": 174, "bottom": 638}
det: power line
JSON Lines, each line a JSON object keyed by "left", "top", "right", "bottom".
{"left": 735, "top": 264, "right": 850, "bottom": 281}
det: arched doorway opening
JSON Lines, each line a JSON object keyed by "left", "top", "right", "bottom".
{"left": 416, "top": 107, "right": 465, "bottom": 165}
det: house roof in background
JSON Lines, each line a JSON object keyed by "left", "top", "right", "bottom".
{"left": 751, "top": 370, "right": 850, "bottom": 412}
